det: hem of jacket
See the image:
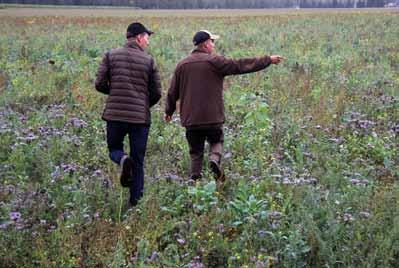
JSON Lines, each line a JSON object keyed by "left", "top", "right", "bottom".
{"left": 102, "top": 117, "right": 151, "bottom": 126}
{"left": 183, "top": 122, "right": 224, "bottom": 130}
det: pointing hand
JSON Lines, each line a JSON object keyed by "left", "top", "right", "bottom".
{"left": 270, "top": 55, "right": 286, "bottom": 64}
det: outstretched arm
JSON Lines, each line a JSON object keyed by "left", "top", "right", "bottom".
{"left": 211, "top": 54, "right": 285, "bottom": 76}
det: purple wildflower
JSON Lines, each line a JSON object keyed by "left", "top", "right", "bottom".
{"left": 328, "top": 137, "right": 345, "bottom": 144}
{"left": 177, "top": 238, "right": 186, "bottom": 245}
{"left": 359, "top": 211, "right": 371, "bottom": 219}
{"left": 68, "top": 117, "right": 88, "bottom": 128}
{"left": 349, "top": 179, "right": 360, "bottom": 185}
{"left": 271, "top": 221, "right": 281, "bottom": 229}
{"left": 358, "top": 120, "right": 375, "bottom": 129}
{"left": 60, "top": 163, "right": 77, "bottom": 173}
{"left": 282, "top": 177, "right": 292, "bottom": 185}
{"left": 53, "top": 130, "right": 64, "bottom": 136}
{"left": 83, "top": 214, "right": 91, "bottom": 223}
{"left": 91, "top": 169, "right": 102, "bottom": 177}
{"left": 50, "top": 166, "right": 61, "bottom": 181}
{"left": 166, "top": 173, "right": 183, "bottom": 184}
{"left": 102, "top": 178, "right": 111, "bottom": 189}
{"left": 256, "top": 260, "right": 266, "bottom": 268}
{"left": 19, "top": 115, "right": 27, "bottom": 123}
{"left": 216, "top": 224, "right": 225, "bottom": 233}
{"left": 349, "top": 179, "right": 369, "bottom": 186}
{"left": 187, "top": 256, "right": 204, "bottom": 268}
{"left": 10, "top": 212, "right": 21, "bottom": 221}
{"left": 258, "top": 230, "right": 274, "bottom": 238}
{"left": 269, "top": 211, "right": 283, "bottom": 219}
{"left": 48, "top": 104, "right": 65, "bottom": 119}
{"left": 224, "top": 152, "right": 233, "bottom": 159}
{"left": 15, "top": 223, "right": 25, "bottom": 230}
{"left": 0, "top": 223, "right": 10, "bottom": 229}
{"left": 308, "top": 177, "right": 318, "bottom": 185}
{"left": 25, "top": 132, "right": 38, "bottom": 141}
{"left": 71, "top": 136, "right": 83, "bottom": 146}
{"left": 343, "top": 213, "right": 354, "bottom": 223}
{"left": 148, "top": 251, "right": 158, "bottom": 262}
{"left": 5, "top": 185, "right": 15, "bottom": 194}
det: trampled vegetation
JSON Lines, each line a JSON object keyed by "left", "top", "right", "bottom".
{"left": 0, "top": 9, "right": 398, "bottom": 267}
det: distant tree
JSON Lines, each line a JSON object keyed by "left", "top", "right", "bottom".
{"left": 0, "top": 0, "right": 391, "bottom": 8}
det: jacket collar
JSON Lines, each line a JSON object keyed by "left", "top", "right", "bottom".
{"left": 191, "top": 47, "right": 211, "bottom": 54}
{"left": 125, "top": 40, "right": 144, "bottom": 51}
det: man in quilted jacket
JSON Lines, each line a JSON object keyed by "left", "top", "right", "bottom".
{"left": 95, "top": 22, "right": 162, "bottom": 206}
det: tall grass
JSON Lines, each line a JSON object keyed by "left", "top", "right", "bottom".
{"left": 0, "top": 10, "right": 398, "bottom": 267}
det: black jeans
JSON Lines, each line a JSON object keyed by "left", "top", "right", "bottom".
{"left": 185, "top": 127, "right": 224, "bottom": 178}
{"left": 106, "top": 121, "right": 149, "bottom": 205}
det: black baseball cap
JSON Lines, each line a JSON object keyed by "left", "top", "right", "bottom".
{"left": 193, "top": 30, "right": 220, "bottom": 46}
{"left": 126, "top": 22, "right": 154, "bottom": 38}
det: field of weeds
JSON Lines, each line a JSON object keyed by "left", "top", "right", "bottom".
{"left": 0, "top": 8, "right": 398, "bottom": 267}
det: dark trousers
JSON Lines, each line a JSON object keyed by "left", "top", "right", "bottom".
{"left": 185, "top": 127, "right": 224, "bottom": 178}
{"left": 106, "top": 121, "right": 149, "bottom": 205}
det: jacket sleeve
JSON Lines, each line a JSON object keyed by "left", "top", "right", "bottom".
{"left": 210, "top": 55, "right": 272, "bottom": 76}
{"left": 165, "top": 68, "right": 180, "bottom": 116}
{"left": 95, "top": 52, "right": 110, "bottom": 94}
{"left": 148, "top": 58, "right": 162, "bottom": 107}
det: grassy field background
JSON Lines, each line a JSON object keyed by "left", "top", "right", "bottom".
{"left": 0, "top": 8, "right": 398, "bottom": 267}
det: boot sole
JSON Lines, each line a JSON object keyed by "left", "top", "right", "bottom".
{"left": 120, "top": 157, "right": 134, "bottom": 187}
{"left": 209, "top": 160, "right": 225, "bottom": 182}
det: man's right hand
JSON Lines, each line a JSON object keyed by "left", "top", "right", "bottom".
{"left": 164, "top": 114, "right": 172, "bottom": 122}
{"left": 270, "top": 55, "right": 286, "bottom": 64}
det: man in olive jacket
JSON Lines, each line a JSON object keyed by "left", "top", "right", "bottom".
{"left": 165, "top": 30, "right": 284, "bottom": 182}
{"left": 95, "top": 22, "right": 162, "bottom": 206}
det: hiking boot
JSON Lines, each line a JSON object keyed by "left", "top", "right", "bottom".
{"left": 189, "top": 174, "right": 202, "bottom": 181}
{"left": 120, "top": 155, "right": 134, "bottom": 187}
{"left": 186, "top": 174, "right": 201, "bottom": 186}
{"left": 209, "top": 160, "right": 225, "bottom": 182}
{"left": 120, "top": 198, "right": 137, "bottom": 217}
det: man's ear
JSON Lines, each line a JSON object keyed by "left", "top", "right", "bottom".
{"left": 204, "top": 40, "right": 210, "bottom": 49}
{"left": 136, "top": 33, "right": 144, "bottom": 42}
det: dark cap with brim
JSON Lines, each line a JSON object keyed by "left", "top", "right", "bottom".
{"left": 126, "top": 22, "right": 154, "bottom": 38}
{"left": 193, "top": 30, "right": 220, "bottom": 46}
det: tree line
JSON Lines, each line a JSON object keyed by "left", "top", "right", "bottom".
{"left": 0, "top": 0, "right": 391, "bottom": 8}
